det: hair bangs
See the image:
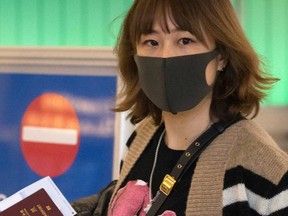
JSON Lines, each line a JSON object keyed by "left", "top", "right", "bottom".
{"left": 133, "top": 0, "right": 171, "bottom": 41}
{"left": 132, "top": 0, "right": 206, "bottom": 44}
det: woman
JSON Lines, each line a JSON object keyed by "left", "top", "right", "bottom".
{"left": 109, "top": 0, "right": 288, "bottom": 215}
{"left": 73, "top": 0, "right": 288, "bottom": 215}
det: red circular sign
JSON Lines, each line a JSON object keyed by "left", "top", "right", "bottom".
{"left": 20, "top": 93, "right": 80, "bottom": 177}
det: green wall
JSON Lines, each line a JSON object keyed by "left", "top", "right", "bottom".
{"left": 0, "top": 0, "right": 132, "bottom": 46}
{"left": 0, "top": 0, "right": 287, "bottom": 105}
{"left": 241, "top": 0, "right": 288, "bottom": 106}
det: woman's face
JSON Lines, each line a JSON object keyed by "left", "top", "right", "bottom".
{"left": 136, "top": 17, "right": 225, "bottom": 86}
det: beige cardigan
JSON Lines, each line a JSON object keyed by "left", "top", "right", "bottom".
{"left": 110, "top": 118, "right": 288, "bottom": 215}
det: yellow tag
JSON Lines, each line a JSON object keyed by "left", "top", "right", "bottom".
{"left": 159, "top": 174, "right": 176, "bottom": 196}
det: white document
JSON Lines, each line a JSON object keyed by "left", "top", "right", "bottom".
{"left": 0, "top": 176, "right": 76, "bottom": 215}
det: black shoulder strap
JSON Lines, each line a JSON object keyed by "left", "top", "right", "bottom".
{"left": 146, "top": 115, "right": 245, "bottom": 216}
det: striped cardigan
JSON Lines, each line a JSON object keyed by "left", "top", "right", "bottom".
{"left": 110, "top": 117, "right": 288, "bottom": 215}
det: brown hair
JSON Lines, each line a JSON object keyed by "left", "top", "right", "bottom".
{"left": 114, "top": 0, "right": 278, "bottom": 125}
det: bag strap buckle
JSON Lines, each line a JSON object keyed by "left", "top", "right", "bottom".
{"left": 159, "top": 174, "right": 176, "bottom": 196}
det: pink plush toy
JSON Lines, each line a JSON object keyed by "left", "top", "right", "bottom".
{"left": 108, "top": 180, "right": 176, "bottom": 216}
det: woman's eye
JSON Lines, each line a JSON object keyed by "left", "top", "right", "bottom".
{"left": 143, "top": 40, "right": 159, "bottom": 47}
{"left": 179, "top": 38, "right": 193, "bottom": 45}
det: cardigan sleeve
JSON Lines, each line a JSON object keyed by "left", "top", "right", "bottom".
{"left": 223, "top": 168, "right": 288, "bottom": 215}
{"left": 223, "top": 120, "right": 288, "bottom": 215}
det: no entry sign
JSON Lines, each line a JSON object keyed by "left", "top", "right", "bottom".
{"left": 20, "top": 93, "right": 80, "bottom": 177}
{"left": 0, "top": 74, "right": 116, "bottom": 201}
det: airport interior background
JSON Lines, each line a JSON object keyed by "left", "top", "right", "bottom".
{"left": 0, "top": 0, "right": 287, "bottom": 202}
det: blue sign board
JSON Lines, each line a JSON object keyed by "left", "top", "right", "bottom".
{"left": 0, "top": 73, "right": 116, "bottom": 202}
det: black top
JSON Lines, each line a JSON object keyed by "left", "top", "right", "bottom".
{"left": 121, "top": 125, "right": 197, "bottom": 215}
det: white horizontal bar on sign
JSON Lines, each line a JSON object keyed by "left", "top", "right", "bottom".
{"left": 22, "top": 126, "right": 78, "bottom": 145}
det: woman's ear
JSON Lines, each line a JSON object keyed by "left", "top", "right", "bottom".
{"left": 217, "top": 54, "right": 227, "bottom": 71}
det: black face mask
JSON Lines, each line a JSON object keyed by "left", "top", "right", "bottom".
{"left": 134, "top": 50, "right": 218, "bottom": 114}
